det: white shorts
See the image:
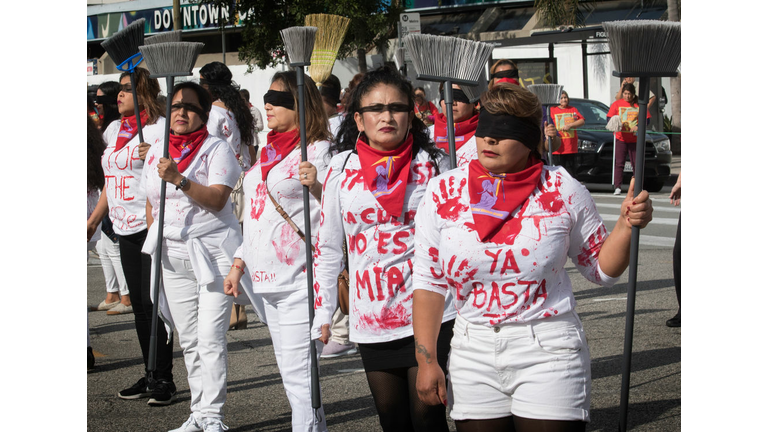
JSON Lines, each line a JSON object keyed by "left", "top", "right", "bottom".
{"left": 447, "top": 312, "right": 591, "bottom": 422}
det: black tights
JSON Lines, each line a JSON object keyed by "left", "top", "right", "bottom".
{"left": 673, "top": 215, "right": 681, "bottom": 311}
{"left": 365, "top": 366, "right": 449, "bottom": 432}
{"left": 456, "top": 416, "right": 586, "bottom": 432}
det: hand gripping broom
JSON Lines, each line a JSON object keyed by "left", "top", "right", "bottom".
{"left": 602, "top": 20, "right": 681, "bottom": 432}
{"left": 305, "top": 14, "right": 351, "bottom": 87}
{"left": 138, "top": 39, "right": 205, "bottom": 389}
{"left": 526, "top": 84, "right": 564, "bottom": 164}
{"left": 101, "top": 18, "right": 148, "bottom": 144}
{"left": 404, "top": 34, "right": 494, "bottom": 169}
{"left": 279, "top": 26, "right": 324, "bottom": 414}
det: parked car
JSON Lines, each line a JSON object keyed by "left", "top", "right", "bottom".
{"left": 561, "top": 98, "right": 672, "bottom": 192}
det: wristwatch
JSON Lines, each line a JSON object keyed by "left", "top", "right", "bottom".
{"left": 176, "top": 176, "right": 189, "bottom": 191}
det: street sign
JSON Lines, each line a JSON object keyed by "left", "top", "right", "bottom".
{"left": 399, "top": 13, "right": 420, "bottom": 62}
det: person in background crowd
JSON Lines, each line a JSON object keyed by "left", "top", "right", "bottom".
{"left": 667, "top": 171, "right": 681, "bottom": 327}
{"left": 142, "top": 81, "right": 242, "bottom": 432}
{"left": 311, "top": 66, "right": 453, "bottom": 432}
{"left": 239, "top": 89, "right": 264, "bottom": 150}
{"left": 430, "top": 83, "right": 479, "bottom": 167}
{"left": 549, "top": 90, "right": 585, "bottom": 177}
{"left": 199, "top": 61, "right": 257, "bottom": 168}
{"left": 87, "top": 113, "right": 106, "bottom": 370}
{"left": 607, "top": 83, "right": 650, "bottom": 195}
{"left": 223, "top": 70, "right": 332, "bottom": 432}
{"left": 86, "top": 67, "right": 177, "bottom": 405}
{"left": 412, "top": 82, "right": 653, "bottom": 432}
{"left": 414, "top": 87, "right": 439, "bottom": 127}
{"left": 340, "top": 73, "right": 365, "bottom": 113}
{"left": 615, "top": 77, "right": 656, "bottom": 108}
{"left": 320, "top": 74, "right": 344, "bottom": 138}
{"left": 95, "top": 81, "right": 122, "bottom": 133}
{"left": 489, "top": 59, "right": 520, "bottom": 88}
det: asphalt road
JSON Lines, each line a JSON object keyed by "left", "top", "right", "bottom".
{"left": 87, "top": 175, "right": 681, "bottom": 432}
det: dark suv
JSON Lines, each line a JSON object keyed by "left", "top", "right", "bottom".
{"left": 565, "top": 98, "right": 672, "bottom": 192}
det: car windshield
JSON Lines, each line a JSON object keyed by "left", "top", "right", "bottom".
{"left": 569, "top": 99, "right": 609, "bottom": 127}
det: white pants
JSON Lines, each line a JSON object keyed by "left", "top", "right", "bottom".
{"left": 162, "top": 252, "right": 234, "bottom": 420}
{"left": 329, "top": 308, "right": 350, "bottom": 345}
{"left": 448, "top": 312, "right": 591, "bottom": 422}
{"left": 97, "top": 237, "right": 129, "bottom": 296}
{"left": 262, "top": 289, "right": 328, "bottom": 432}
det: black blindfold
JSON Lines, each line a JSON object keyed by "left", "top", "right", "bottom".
{"left": 490, "top": 69, "right": 520, "bottom": 80}
{"left": 440, "top": 88, "right": 471, "bottom": 105}
{"left": 264, "top": 90, "right": 296, "bottom": 110}
{"left": 95, "top": 95, "right": 116, "bottom": 105}
{"left": 475, "top": 108, "right": 541, "bottom": 151}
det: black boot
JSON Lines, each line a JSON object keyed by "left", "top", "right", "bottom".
{"left": 666, "top": 311, "right": 680, "bottom": 328}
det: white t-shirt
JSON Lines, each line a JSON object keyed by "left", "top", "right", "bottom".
{"left": 428, "top": 124, "right": 478, "bottom": 168}
{"left": 413, "top": 165, "right": 619, "bottom": 327}
{"left": 141, "top": 134, "right": 241, "bottom": 259}
{"left": 101, "top": 117, "right": 166, "bottom": 236}
{"left": 234, "top": 140, "right": 332, "bottom": 294}
{"left": 87, "top": 187, "right": 101, "bottom": 243}
{"left": 207, "top": 104, "right": 249, "bottom": 169}
{"left": 311, "top": 148, "right": 454, "bottom": 344}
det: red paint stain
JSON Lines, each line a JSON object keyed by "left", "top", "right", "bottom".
{"left": 521, "top": 248, "right": 530, "bottom": 256}
{"left": 358, "top": 303, "right": 412, "bottom": 330}
{"left": 250, "top": 182, "right": 267, "bottom": 220}
{"left": 341, "top": 168, "right": 365, "bottom": 191}
{"left": 272, "top": 223, "right": 301, "bottom": 265}
{"left": 433, "top": 176, "right": 468, "bottom": 221}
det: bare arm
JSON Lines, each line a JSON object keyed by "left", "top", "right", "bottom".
{"left": 413, "top": 290, "right": 448, "bottom": 406}
{"left": 157, "top": 157, "right": 233, "bottom": 212}
{"left": 87, "top": 190, "right": 109, "bottom": 241}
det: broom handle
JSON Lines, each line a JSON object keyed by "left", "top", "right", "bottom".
{"left": 147, "top": 76, "right": 175, "bottom": 379}
{"left": 618, "top": 77, "right": 649, "bottom": 432}
{"left": 444, "top": 80, "right": 457, "bottom": 170}
{"left": 546, "top": 105, "right": 553, "bottom": 164}
{"left": 129, "top": 73, "right": 145, "bottom": 144}
{"left": 296, "top": 66, "right": 322, "bottom": 410}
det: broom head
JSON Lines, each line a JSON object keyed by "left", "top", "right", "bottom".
{"left": 394, "top": 47, "right": 406, "bottom": 73}
{"left": 603, "top": 20, "right": 681, "bottom": 77}
{"left": 101, "top": 18, "right": 146, "bottom": 72}
{"left": 459, "top": 72, "right": 487, "bottom": 104}
{"left": 403, "top": 34, "right": 493, "bottom": 86}
{"left": 139, "top": 42, "right": 205, "bottom": 78}
{"left": 527, "top": 84, "right": 564, "bottom": 106}
{"left": 280, "top": 26, "right": 318, "bottom": 66}
{"left": 145, "top": 30, "right": 183, "bottom": 45}
{"left": 305, "top": 14, "right": 351, "bottom": 84}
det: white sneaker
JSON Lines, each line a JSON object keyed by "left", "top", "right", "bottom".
{"left": 614, "top": 188, "right": 622, "bottom": 195}
{"left": 169, "top": 414, "right": 203, "bottom": 432}
{"left": 203, "top": 418, "right": 229, "bottom": 432}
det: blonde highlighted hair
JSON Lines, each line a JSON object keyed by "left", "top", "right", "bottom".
{"left": 270, "top": 71, "right": 332, "bottom": 145}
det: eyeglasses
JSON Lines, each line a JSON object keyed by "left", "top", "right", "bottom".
{"left": 358, "top": 103, "right": 411, "bottom": 114}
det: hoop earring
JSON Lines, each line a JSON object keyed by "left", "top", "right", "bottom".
{"left": 356, "top": 131, "right": 362, "bottom": 143}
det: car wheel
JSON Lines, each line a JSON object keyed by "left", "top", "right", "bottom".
{"left": 644, "top": 179, "right": 665, "bottom": 193}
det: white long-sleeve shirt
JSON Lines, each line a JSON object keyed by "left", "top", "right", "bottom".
{"left": 413, "top": 164, "right": 619, "bottom": 327}
{"left": 428, "top": 124, "right": 478, "bottom": 167}
{"left": 234, "top": 140, "right": 332, "bottom": 294}
{"left": 207, "top": 104, "right": 248, "bottom": 169}
{"left": 311, "top": 148, "right": 454, "bottom": 344}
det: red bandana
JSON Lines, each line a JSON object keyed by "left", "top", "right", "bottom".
{"left": 115, "top": 110, "right": 149, "bottom": 151}
{"left": 356, "top": 134, "right": 413, "bottom": 218}
{"left": 468, "top": 156, "right": 543, "bottom": 242}
{"left": 433, "top": 113, "right": 479, "bottom": 154}
{"left": 261, "top": 129, "right": 300, "bottom": 181}
{"left": 169, "top": 127, "right": 209, "bottom": 173}
{"left": 495, "top": 78, "right": 520, "bottom": 86}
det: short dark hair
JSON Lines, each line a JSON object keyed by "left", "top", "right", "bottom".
{"left": 239, "top": 88, "right": 250, "bottom": 102}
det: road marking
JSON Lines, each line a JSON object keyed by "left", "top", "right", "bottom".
{"left": 593, "top": 297, "right": 627, "bottom": 302}
{"left": 601, "top": 214, "right": 679, "bottom": 226}
{"left": 596, "top": 202, "right": 681, "bottom": 213}
{"left": 337, "top": 368, "right": 366, "bottom": 374}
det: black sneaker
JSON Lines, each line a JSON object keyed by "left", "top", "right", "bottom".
{"left": 666, "top": 311, "right": 681, "bottom": 328}
{"left": 87, "top": 347, "right": 95, "bottom": 371}
{"left": 147, "top": 379, "right": 177, "bottom": 406}
{"left": 118, "top": 377, "right": 152, "bottom": 400}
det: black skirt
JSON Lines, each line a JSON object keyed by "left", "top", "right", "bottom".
{"left": 358, "top": 319, "right": 455, "bottom": 373}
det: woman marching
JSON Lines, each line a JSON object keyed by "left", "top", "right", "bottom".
{"left": 549, "top": 90, "right": 585, "bottom": 177}
{"left": 489, "top": 59, "right": 520, "bottom": 88}
{"left": 412, "top": 83, "right": 653, "bottom": 432}
{"left": 430, "top": 83, "right": 479, "bottom": 167}
{"left": 222, "top": 71, "right": 332, "bottom": 432}
{"left": 608, "top": 82, "right": 650, "bottom": 195}
{"left": 310, "top": 66, "right": 453, "bottom": 432}
{"left": 85, "top": 67, "right": 176, "bottom": 404}
{"left": 199, "top": 61, "right": 257, "bottom": 168}
{"left": 141, "top": 82, "right": 242, "bottom": 432}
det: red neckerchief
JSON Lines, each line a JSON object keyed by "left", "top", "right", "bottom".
{"left": 468, "top": 156, "right": 543, "bottom": 242}
{"left": 168, "top": 127, "right": 209, "bottom": 173}
{"left": 495, "top": 77, "right": 520, "bottom": 86}
{"left": 261, "top": 128, "right": 300, "bottom": 181}
{"left": 433, "top": 113, "right": 479, "bottom": 154}
{"left": 115, "top": 110, "right": 149, "bottom": 151}
{"left": 356, "top": 134, "right": 413, "bottom": 218}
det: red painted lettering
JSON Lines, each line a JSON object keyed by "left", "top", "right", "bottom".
{"left": 501, "top": 283, "right": 518, "bottom": 308}
{"left": 471, "top": 281, "right": 487, "bottom": 309}
{"left": 377, "top": 232, "right": 392, "bottom": 254}
{"left": 353, "top": 233, "right": 367, "bottom": 255}
{"left": 387, "top": 267, "right": 405, "bottom": 297}
{"left": 372, "top": 266, "right": 385, "bottom": 301}
{"left": 345, "top": 212, "right": 357, "bottom": 224}
{"left": 114, "top": 146, "right": 131, "bottom": 170}
{"left": 485, "top": 249, "right": 502, "bottom": 275}
{"left": 500, "top": 250, "right": 520, "bottom": 275}
{"left": 488, "top": 282, "right": 502, "bottom": 311}
{"left": 355, "top": 269, "right": 374, "bottom": 301}
{"left": 392, "top": 231, "right": 409, "bottom": 254}
{"left": 532, "top": 279, "right": 548, "bottom": 304}
{"left": 518, "top": 280, "right": 536, "bottom": 304}
{"left": 361, "top": 208, "right": 375, "bottom": 224}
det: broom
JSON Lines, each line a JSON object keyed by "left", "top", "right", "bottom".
{"left": 404, "top": 34, "right": 493, "bottom": 169}
{"left": 458, "top": 70, "right": 487, "bottom": 104}
{"left": 279, "top": 25, "right": 324, "bottom": 414}
{"left": 526, "top": 84, "right": 564, "bottom": 165}
{"left": 394, "top": 47, "right": 406, "bottom": 76}
{"left": 138, "top": 40, "right": 205, "bottom": 389}
{"left": 144, "top": 30, "right": 183, "bottom": 45}
{"left": 101, "top": 18, "right": 147, "bottom": 143}
{"left": 602, "top": 19, "right": 681, "bottom": 432}
{"left": 305, "top": 14, "right": 350, "bottom": 87}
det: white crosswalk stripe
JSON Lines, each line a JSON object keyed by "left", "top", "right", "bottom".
{"left": 601, "top": 214, "right": 679, "bottom": 226}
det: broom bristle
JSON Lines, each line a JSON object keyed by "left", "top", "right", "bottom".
{"left": 459, "top": 73, "right": 487, "bottom": 104}
{"left": 101, "top": 18, "right": 146, "bottom": 66}
{"left": 145, "top": 30, "right": 183, "bottom": 45}
{"left": 394, "top": 48, "right": 406, "bottom": 72}
{"left": 404, "top": 34, "right": 493, "bottom": 84}
{"left": 305, "top": 14, "right": 350, "bottom": 84}
{"left": 139, "top": 42, "right": 205, "bottom": 77}
{"left": 527, "top": 84, "right": 564, "bottom": 106}
{"left": 603, "top": 20, "right": 681, "bottom": 75}
{"left": 280, "top": 26, "right": 318, "bottom": 66}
